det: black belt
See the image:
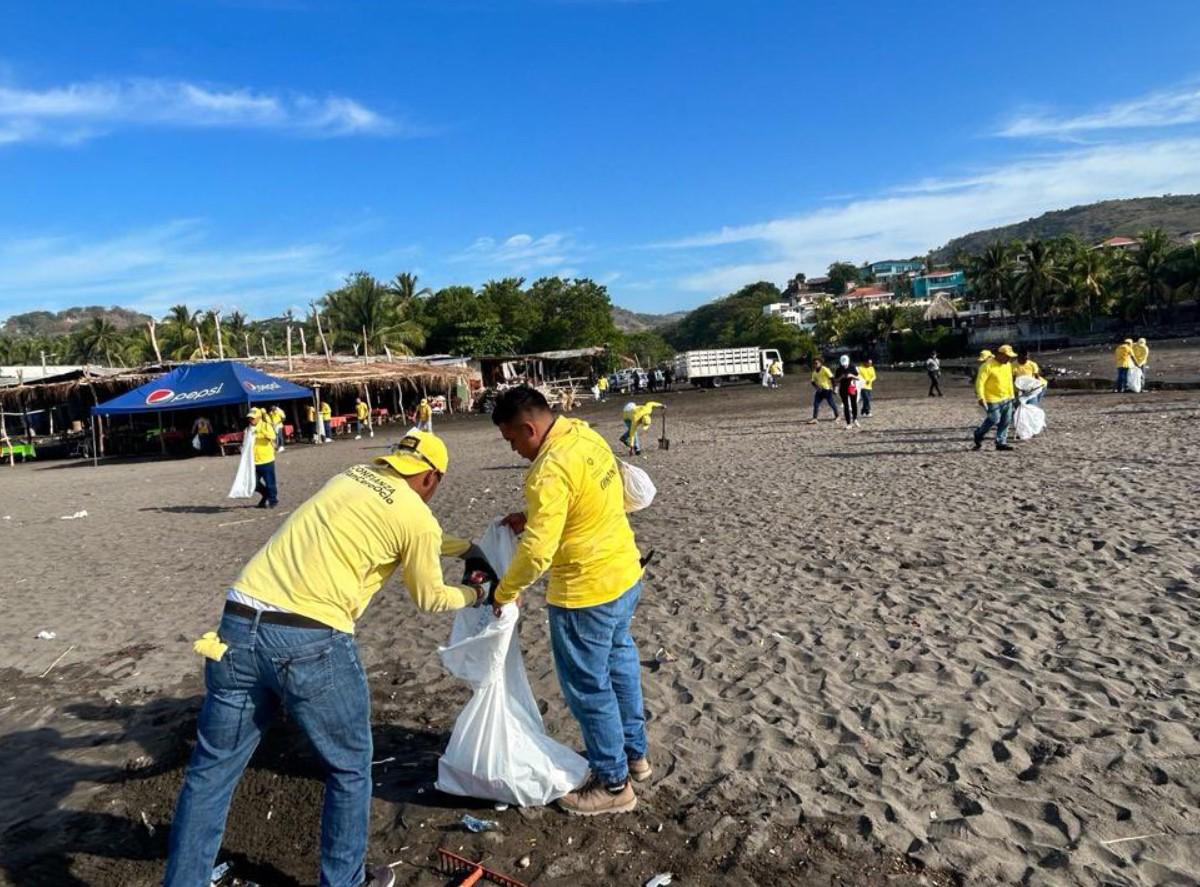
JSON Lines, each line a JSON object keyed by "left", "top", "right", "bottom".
{"left": 223, "top": 600, "right": 331, "bottom": 630}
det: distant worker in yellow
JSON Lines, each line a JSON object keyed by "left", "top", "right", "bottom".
{"left": 858, "top": 358, "right": 876, "bottom": 417}
{"left": 596, "top": 374, "right": 609, "bottom": 401}
{"left": 1114, "top": 338, "right": 1135, "bottom": 392}
{"left": 305, "top": 402, "right": 318, "bottom": 442}
{"left": 246, "top": 408, "right": 279, "bottom": 508}
{"left": 354, "top": 397, "right": 371, "bottom": 440}
{"left": 807, "top": 357, "right": 838, "bottom": 424}
{"left": 1012, "top": 347, "right": 1047, "bottom": 404}
{"left": 1132, "top": 337, "right": 1150, "bottom": 389}
{"left": 620, "top": 400, "right": 662, "bottom": 455}
{"left": 269, "top": 404, "right": 287, "bottom": 452}
{"left": 319, "top": 399, "right": 334, "bottom": 442}
{"left": 972, "top": 344, "right": 1016, "bottom": 452}
{"left": 415, "top": 398, "right": 433, "bottom": 433}
{"left": 767, "top": 357, "right": 784, "bottom": 389}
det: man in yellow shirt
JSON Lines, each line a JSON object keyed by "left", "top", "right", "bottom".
{"left": 319, "top": 399, "right": 334, "bottom": 442}
{"left": 1114, "top": 339, "right": 1135, "bottom": 392}
{"left": 490, "top": 387, "right": 647, "bottom": 816}
{"left": 973, "top": 344, "right": 1016, "bottom": 451}
{"left": 1012, "top": 347, "right": 1046, "bottom": 405}
{"left": 858, "top": 358, "right": 877, "bottom": 417}
{"left": 1132, "top": 337, "right": 1150, "bottom": 389}
{"left": 247, "top": 409, "right": 279, "bottom": 508}
{"left": 806, "top": 357, "right": 838, "bottom": 424}
{"left": 269, "top": 404, "right": 287, "bottom": 452}
{"left": 354, "top": 396, "right": 371, "bottom": 440}
{"left": 596, "top": 374, "right": 609, "bottom": 401}
{"left": 620, "top": 400, "right": 663, "bottom": 455}
{"left": 305, "top": 402, "right": 318, "bottom": 442}
{"left": 767, "top": 358, "right": 783, "bottom": 389}
{"left": 416, "top": 398, "right": 433, "bottom": 433}
{"left": 165, "top": 431, "right": 487, "bottom": 887}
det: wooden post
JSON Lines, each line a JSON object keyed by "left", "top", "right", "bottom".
{"left": 311, "top": 305, "right": 332, "bottom": 366}
{"left": 214, "top": 311, "right": 225, "bottom": 359}
{"left": 312, "top": 386, "right": 323, "bottom": 443}
{"left": 91, "top": 415, "right": 99, "bottom": 467}
{"left": 243, "top": 332, "right": 251, "bottom": 359}
{"left": 383, "top": 344, "right": 393, "bottom": 363}
{"left": 286, "top": 326, "right": 294, "bottom": 372}
{"left": 299, "top": 327, "right": 309, "bottom": 358}
{"left": 362, "top": 326, "right": 370, "bottom": 364}
{"left": 17, "top": 370, "right": 33, "bottom": 440}
{"left": 362, "top": 385, "right": 374, "bottom": 437}
{"left": 395, "top": 382, "right": 405, "bottom": 426}
{"left": 260, "top": 336, "right": 268, "bottom": 359}
{"left": 0, "top": 399, "right": 12, "bottom": 468}
{"left": 147, "top": 320, "right": 163, "bottom": 363}
{"left": 194, "top": 321, "right": 207, "bottom": 359}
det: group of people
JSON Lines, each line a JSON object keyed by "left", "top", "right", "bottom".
{"left": 806, "top": 354, "right": 876, "bottom": 428}
{"left": 971, "top": 344, "right": 1048, "bottom": 451}
{"left": 1114, "top": 337, "right": 1151, "bottom": 392}
{"left": 165, "top": 387, "right": 651, "bottom": 887}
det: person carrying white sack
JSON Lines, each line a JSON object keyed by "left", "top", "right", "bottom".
{"left": 166, "top": 430, "right": 492, "bottom": 887}
{"left": 489, "top": 386, "right": 651, "bottom": 816}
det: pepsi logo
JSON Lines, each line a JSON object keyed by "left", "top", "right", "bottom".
{"left": 146, "top": 389, "right": 175, "bottom": 405}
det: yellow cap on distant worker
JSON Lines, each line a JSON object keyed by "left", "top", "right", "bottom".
{"left": 375, "top": 430, "right": 448, "bottom": 476}
{"left": 978, "top": 349, "right": 994, "bottom": 362}
{"left": 996, "top": 344, "right": 1017, "bottom": 358}
{"left": 247, "top": 407, "right": 262, "bottom": 419}
{"left": 1123, "top": 338, "right": 1133, "bottom": 345}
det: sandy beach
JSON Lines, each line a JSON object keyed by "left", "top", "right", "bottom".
{"left": 2, "top": 365, "right": 1198, "bottom": 886}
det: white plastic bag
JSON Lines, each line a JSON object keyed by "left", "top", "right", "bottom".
{"left": 1014, "top": 403, "right": 1046, "bottom": 440}
{"left": 436, "top": 520, "right": 588, "bottom": 806}
{"left": 1127, "top": 365, "right": 1143, "bottom": 393}
{"left": 227, "top": 426, "right": 257, "bottom": 498}
{"left": 192, "top": 434, "right": 202, "bottom": 452}
{"left": 620, "top": 460, "right": 656, "bottom": 512}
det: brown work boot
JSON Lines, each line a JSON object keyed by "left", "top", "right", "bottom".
{"left": 628, "top": 757, "right": 653, "bottom": 783}
{"left": 558, "top": 775, "right": 637, "bottom": 816}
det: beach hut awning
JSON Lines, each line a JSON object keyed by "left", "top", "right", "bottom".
{"left": 91, "top": 361, "right": 312, "bottom": 416}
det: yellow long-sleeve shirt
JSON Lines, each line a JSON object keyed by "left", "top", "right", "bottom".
{"left": 417, "top": 403, "right": 432, "bottom": 421}
{"left": 319, "top": 401, "right": 332, "bottom": 420}
{"left": 1011, "top": 359, "right": 1041, "bottom": 379}
{"left": 495, "top": 417, "right": 642, "bottom": 609}
{"left": 858, "top": 366, "right": 877, "bottom": 390}
{"left": 811, "top": 366, "right": 833, "bottom": 390}
{"left": 975, "top": 359, "right": 1015, "bottom": 404}
{"left": 232, "top": 464, "right": 476, "bottom": 632}
{"left": 1114, "top": 344, "right": 1134, "bottom": 369}
{"left": 631, "top": 401, "right": 663, "bottom": 430}
{"left": 251, "top": 423, "right": 276, "bottom": 465}
{"left": 356, "top": 402, "right": 370, "bottom": 421}
{"left": 1131, "top": 342, "right": 1149, "bottom": 365}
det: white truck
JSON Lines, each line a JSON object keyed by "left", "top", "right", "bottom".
{"left": 673, "top": 347, "right": 783, "bottom": 388}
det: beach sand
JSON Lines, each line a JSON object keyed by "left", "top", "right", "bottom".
{"left": 1, "top": 366, "right": 1197, "bottom": 886}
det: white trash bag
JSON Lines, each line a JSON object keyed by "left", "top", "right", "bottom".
{"left": 1014, "top": 403, "right": 1046, "bottom": 440}
{"left": 192, "top": 434, "right": 203, "bottom": 452}
{"left": 620, "top": 460, "right": 656, "bottom": 512}
{"left": 227, "top": 426, "right": 257, "bottom": 498}
{"left": 436, "top": 520, "right": 588, "bottom": 807}
{"left": 1127, "top": 365, "right": 1143, "bottom": 393}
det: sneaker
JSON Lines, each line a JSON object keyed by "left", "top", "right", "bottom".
{"left": 972, "top": 436, "right": 983, "bottom": 451}
{"left": 355, "top": 434, "right": 362, "bottom": 440}
{"left": 558, "top": 775, "right": 637, "bottom": 816}
{"left": 995, "top": 443, "right": 1014, "bottom": 451}
{"left": 805, "top": 418, "right": 818, "bottom": 425}
{"left": 361, "top": 865, "right": 396, "bottom": 887}
{"left": 278, "top": 446, "right": 285, "bottom": 453}
{"left": 853, "top": 420, "right": 861, "bottom": 429}
{"left": 628, "top": 758, "right": 653, "bottom": 783}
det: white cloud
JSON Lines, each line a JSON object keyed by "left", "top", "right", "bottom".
{"left": 999, "top": 83, "right": 1200, "bottom": 139}
{"left": 0, "top": 220, "right": 341, "bottom": 317}
{"left": 454, "top": 231, "right": 578, "bottom": 273}
{"left": 658, "top": 137, "right": 1200, "bottom": 295}
{"left": 0, "top": 75, "right": 401, "bottom": 145}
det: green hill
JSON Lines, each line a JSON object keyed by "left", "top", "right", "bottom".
{"left": 2, "top": 306, "right": 151, "bottom": 337}
{"left": 932, "top": 194, "right": 1200, "bottom": 260}
{"left": 610, "top": 304, "right": 687, "bottom": 332}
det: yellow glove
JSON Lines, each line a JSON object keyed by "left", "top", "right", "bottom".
{"left": 193, "top": 631, "right": 228, "bottom": 662}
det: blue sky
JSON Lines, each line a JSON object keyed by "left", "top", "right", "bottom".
{"left": 2, "top": 0, "right": 1200, "bottom": 321}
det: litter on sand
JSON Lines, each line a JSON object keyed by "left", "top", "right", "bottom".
{"left": 36, "top": 630, "right": 57, "bottom": 640}
{"left": 60, "top": 510, "right": 88, "bottom": 520}
{"left": 645, "top": 874, "right": 674, "bottom": 887}
{"left": 461, "top": 814, "right": 499, "bottom": 833}
{"left": 210, "top": 861, "right": 232, "bottom": 885}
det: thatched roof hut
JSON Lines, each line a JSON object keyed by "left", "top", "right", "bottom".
{"left": 923, "top": 293, "right": 959, "bottom": 323}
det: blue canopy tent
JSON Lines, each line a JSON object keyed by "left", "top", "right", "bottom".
{"left": 89, "top": 362, "right": 312, "bottom": 464}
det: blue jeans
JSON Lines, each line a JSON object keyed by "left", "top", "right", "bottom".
{"left": 1115, "top": 367, "right": 1129, "bottom": 392}
{"left": 860, "top": 389, "right": 873, "bottom": 416}
{"left": 275, "top": 426, "right": 285, "bottom": 448}
{"left": 548, "top": 582, "right": 647, "bottom": 786}
{"left": 974, "top": 399, "right": 1014, "bottom": 447}
{"left": 164, "top": 611, "right": 372, "bottom": 887}
{"left": 812, "top": 388, "right": 838, "bottom": 419}
{"left": 619, "top": 419, "right": 641, "bottom": 453}
{"left": 254, "top": 462, "right": 278, "bottom": 506}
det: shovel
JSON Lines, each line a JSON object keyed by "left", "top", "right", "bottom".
{"left": 658, "top": 407, "right": 670, "bottom": 450}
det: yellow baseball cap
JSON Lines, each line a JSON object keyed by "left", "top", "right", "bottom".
{"left": 246, "top": 407, "right": 262, "bottom": 419}
{"left": 376, "top": 430, "right": 448, "bottom": 476}
{"left": 996, "top": 344, "right": 1017, "bottom": 358}
{"left": 1123, "top": 338, "right": 1133, "bottom": 345}
{"left": 977, "top": 349, "right": 994, "bottom": 362}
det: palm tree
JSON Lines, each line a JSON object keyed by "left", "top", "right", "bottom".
{"left": 324, "top": 272, "right": 426, "bottom": 355}
{"left": 1123, "top": 228, "right": 1175, "bottom": 323}
{"left": 387, "top": 272, "right": 433, "bottom": 307}
{"left": 161, "top": 304, "right": 200, "bottom": 360}
{"left": 1065, "top": 242, "right": 1110, "bottom": 331}
{"left": 1015, "top": 239, "right": 1064, "bottom": 330}
{"left": 1169, "top": 240, "right": 1200, "bottom": 307}
{"left": 74, "top": 318, "right": 122, "bottom": 366}
{"left": 967, "top": 241, "right": 1017, "bottom": 316}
